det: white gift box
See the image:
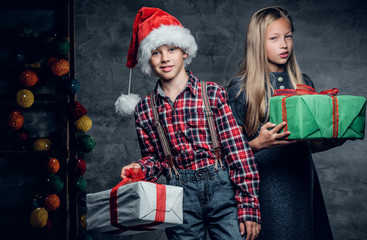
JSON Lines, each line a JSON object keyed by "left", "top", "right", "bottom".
{"left": 86, "top": 180, "right": 183, "bottom": 236}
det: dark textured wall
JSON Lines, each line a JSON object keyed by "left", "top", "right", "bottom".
{"left": 75, "top": 0, "right": 367, "bottom": 239}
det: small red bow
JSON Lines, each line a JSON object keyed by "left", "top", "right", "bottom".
{"left": 273, "top": 84, "right": 339, "bottom": 97}
{"left": 124, "top": 168, "right": 145, "bottom": 181}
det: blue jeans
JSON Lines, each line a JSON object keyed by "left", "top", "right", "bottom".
{"left": 165, "top": 164, "right": 244, "bottom": 240}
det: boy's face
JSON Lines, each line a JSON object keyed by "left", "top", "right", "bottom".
{"left": 150, "top": 45, "right": 188, "bottom": 81}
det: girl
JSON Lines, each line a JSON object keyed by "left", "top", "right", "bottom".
{"left": 227, "top": 6, "right": 343, "bottom": 240}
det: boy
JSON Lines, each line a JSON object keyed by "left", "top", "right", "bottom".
{"left": 118, "top": 7, "right": 260, "bottom": 240}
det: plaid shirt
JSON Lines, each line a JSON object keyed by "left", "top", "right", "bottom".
{"left": 134, "top": 72, "right": 260, "bottom": 223}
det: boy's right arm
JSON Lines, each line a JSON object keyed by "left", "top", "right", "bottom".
{"left": 121, "top": 110, "right": 164, "bottom": 182}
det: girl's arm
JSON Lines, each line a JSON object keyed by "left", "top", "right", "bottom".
{"left": 226, "top": 79, "right": 294, "bottom": 153}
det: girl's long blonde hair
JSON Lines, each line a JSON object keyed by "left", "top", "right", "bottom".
{"left": 237, "top": 6, "right": 304, "bottom": 136}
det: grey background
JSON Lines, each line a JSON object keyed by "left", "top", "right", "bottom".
{"left": 75, "top": 0, "right": 367, "bottom": 239}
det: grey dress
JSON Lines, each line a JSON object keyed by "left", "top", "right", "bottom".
{"left": 227, "top": 72, "right": 333, "bottom": 240}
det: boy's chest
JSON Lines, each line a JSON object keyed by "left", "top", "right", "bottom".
{"left": 158, "top": 96, "right": 208, "bottom": 128}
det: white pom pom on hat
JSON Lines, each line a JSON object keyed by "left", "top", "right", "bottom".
{"left": 115, "top": 7, "right": 198, "bottom": 116}
{"left": 114, "top": 68, "right": 141, "bottom": 116}
{"left": 115, "top": 92, "right": 141, "bottom": 116}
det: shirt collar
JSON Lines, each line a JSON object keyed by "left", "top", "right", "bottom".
{"left": 154, "top": 71, "right": 199, "bottom": 99}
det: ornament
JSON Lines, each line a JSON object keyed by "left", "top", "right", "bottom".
{"left": 47, "top": 158, "right": 60, "bottom": 174}
{"left": 20, "top": 69, "right": 38, "bottom": 87}
{"left": 30, "top": 198, "right": 39, "bottom": 210}
{"left": 14, "top": 128, "right": 30, "bottom": 146}
{"left": 80, "top": 214, "right": 87, "bottom": 229}
{"left": 16, "top": 23, "right": 33, "bottom": 38}
{"left": 34, "top": 138, "right": 51, "bottom": 151}
{"left": 72, "top": 158, "right": 86, "bottom": 176}
{"left": 13, "top": 49, "right": 26, "bottom": 65}
{"left": 47, "top": 57, "right": 59, "bottom": 67}
{"left": 65, "top": 78, "right": 80, "bottom": 94}
{"left": 24, "top": 61, "right": 41, "bottom": 69}
{"left": 68, "top": 101, "right": 87, "bottom": 120}
{"left": 33, "top": 194, "right": 43, "bottom": 202}
{"left": 52, "top": 37, "right": 70, "bottom": 56}
{"left": 75, "top": 115, "right": 92, "bottom": 132}
{"left": 75, "top": 176, "right": 86, "bottom": 192}
{"left": 45, "top": 174, "right": 64, "bottom": 193}
{"left": 51, "top": 59, "right": 69, "bottom": 76}
{"left": 44, "top": 194, "right": 60, "bottom": 211}
{"left": 77, "top": 192, "right": 87, "bottom": 207}
{"left": 16, "top": 89, "right": 34, "bottom": 108}
{"left": 45, "top": 28, "right": 59, "bottom": 43}
{"left": 29, "top": 207, "right": 48, "bottom": 228}
{"left": 43, "top": 219, "right": 53, "bottom": 234}
{"left": 7, "top": 110, "right": 24, "bottom": 130}
{"left": 78, "top": 135, "right": 96, "bottom": 153}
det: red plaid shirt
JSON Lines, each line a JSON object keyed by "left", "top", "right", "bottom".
{"left": 134, "top": 72, "right": 260, "bottom": 223}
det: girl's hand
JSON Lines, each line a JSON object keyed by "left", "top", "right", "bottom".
{"left": 249, "top": 122, "right": 296, "bottom": 152}
{"left": 120, "top": 162, "right": 141, "bottom": 179}
{"left": 239, "top": 221, "right": 261, "bottom": 240}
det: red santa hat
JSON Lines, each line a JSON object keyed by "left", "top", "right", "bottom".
{"left": 127, "top": 7, "right": 198, "bottom": 76}
{"left": 115, "top": 7, "right": 198, "bottom": 116}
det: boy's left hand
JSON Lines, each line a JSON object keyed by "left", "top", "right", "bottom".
{"left": 240, "top": 221, "right": 261, "bottom": 240}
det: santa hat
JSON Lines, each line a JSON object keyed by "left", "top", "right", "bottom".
{"left": 127, "top": 7, "right": 198, "bottom": 76}
{"left": 115, "top": 7, "right": 198, "bottom": 116}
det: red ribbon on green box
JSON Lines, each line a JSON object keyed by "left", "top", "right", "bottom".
{"left": 270, "top": 85, "right": 366, "bottom": 139}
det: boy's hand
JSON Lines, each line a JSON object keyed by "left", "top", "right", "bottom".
{"left": 240, "top": 221, "right": 261, "bottom": 240}
{"left": 120, "top": 163, "right": 141, "bottom": 179}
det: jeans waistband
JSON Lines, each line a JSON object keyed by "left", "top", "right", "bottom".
{"left": 165, "top": 163, "right": 228, "bottom": 181}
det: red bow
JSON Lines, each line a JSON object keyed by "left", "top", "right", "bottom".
{"left": 274, "top": 85, "right": 340, "bottom": 139}
{"left": 123, "top": 168, "right": 145, "bottom": 181}
{"left": 107, "top": 168, "right": 166, "bottom": 235}
{"left": 273, "top": 84, "right": 339, "bottom": 97}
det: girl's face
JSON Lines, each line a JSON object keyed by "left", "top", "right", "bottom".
{"left": 266, "top": 17, "right": 293, "bottom": 72}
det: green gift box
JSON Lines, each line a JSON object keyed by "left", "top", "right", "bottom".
{"left": 269, "top": 93, "right": 366, "bottom": 140}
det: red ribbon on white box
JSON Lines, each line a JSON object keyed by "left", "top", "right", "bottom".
{"left": 105, "top": 168, "right": 167, "bottom": 234}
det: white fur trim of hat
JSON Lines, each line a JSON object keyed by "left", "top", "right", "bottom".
{"left": 138, "top": 24, "right": 197, "bottom": 76}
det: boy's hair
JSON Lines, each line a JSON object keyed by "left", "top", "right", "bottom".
{"left": 127, "top": 7, "right": 198, "bottom": 76}
{"left": 236, "top": 6, "right": 304, "bottom": 136}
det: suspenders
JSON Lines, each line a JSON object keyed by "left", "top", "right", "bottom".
{"left": 150, "top": 92, "right": 179, "bottom": 177}
{"left": 201, "top": 81, "right": 224, "bottom": 171}
{"left": 149, "top": 81, "right": 224, "bottom": 178}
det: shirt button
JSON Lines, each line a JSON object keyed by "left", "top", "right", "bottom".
{"left": 279, "top": 85, "right": 285, "bottom": 89}
{"left": 277, "top": 77, "right": 284, "bottom": 83}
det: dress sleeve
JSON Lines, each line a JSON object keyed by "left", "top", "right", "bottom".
{"left": 227, "top": 79, "right": 247, "bottom": 128}
{"left": 212, "top": 83, "right": 261, "bottom": 223}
